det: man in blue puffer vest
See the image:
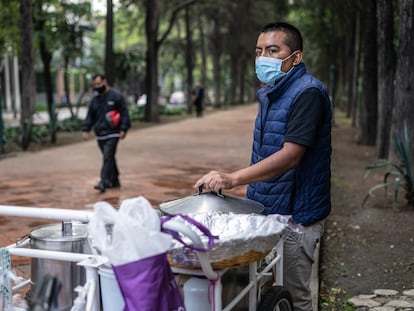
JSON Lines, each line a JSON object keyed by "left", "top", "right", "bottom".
{"left": 195, "top": 22, "right": 332, "bottom": 310}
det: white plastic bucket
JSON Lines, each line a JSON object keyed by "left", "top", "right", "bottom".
{"left": 183, "top": 276, "right": 212, "bottom": 311}
{"left": 98, "top": 265, "right": 125, "bottom": 311}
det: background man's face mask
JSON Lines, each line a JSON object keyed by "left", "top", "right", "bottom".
{"left": 94, "top": 85, "right": 106, "bottom": 94}
{"left": 255, "top": 52, "right": 297, "bottom": 85}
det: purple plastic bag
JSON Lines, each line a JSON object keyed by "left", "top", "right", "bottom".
{"left": 161, "top": 214, "right": 219, "bottom": 252}
{"left": 112, "top": 252, "right": 185, "bottom": 311}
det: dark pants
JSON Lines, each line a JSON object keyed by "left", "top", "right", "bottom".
{"left": 97, "top": 137, "right": 120, "bottom": 186}
{"left": 195, "top": 103, "right": 203, "bottom": 117}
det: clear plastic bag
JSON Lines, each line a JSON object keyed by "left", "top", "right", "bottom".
{"left": 87, "top": 196, "right": 172, "bottom": 266}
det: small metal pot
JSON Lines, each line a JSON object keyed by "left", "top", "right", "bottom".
{"left": 159, "top": 187, "right": 265, "bottom": 215}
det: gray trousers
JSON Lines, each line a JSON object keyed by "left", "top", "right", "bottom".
{"left": 282, "top": 219, "right": 325, "bottom": 311}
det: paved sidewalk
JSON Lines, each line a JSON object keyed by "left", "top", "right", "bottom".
{"left": 0, "top": 103, "right": 319, "bottom": 310}
{"left": 0, "top": 105, "right": 255, "bottom": 244}
{"left": 0, "top": 104, "right": 257, "bottom": 256}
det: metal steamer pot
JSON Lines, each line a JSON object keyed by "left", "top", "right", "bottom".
{"left": 30, "top": 221, "right": 92, "bottom": 311}
{"left": 159, "top": 187, "right": 265, "bottom": 215}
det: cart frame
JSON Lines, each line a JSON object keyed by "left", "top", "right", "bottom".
{"left": 0, "top": 204, "right": 286, "bottom": 311}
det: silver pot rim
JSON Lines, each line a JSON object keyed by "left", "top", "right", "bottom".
{"left": 30, "top": 222, "right": 88, "bottom": 242}
{"left": 159, "top": 188, "right": 265, "bottom": 215}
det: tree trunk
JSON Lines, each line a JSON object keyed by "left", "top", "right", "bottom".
{"left": 144, "top": 0, "right": 160, "bottom": 122}
{"left": 105, "top": 0, "right": 114, "bottom": 86}
{"left": 34, "top": 0, "right": 56, "bottom": 144}
{"left": 184, "top": 6, "right": 194, "bottom": 115}
{"left": 210, "top": 17, "right": 222, "bottom": 108}
{"left": 40, "top": 44, "right": 56, "bottom": 144}
{"left": 63, "top": 57, "right": 75, "bottom": 119}
{"left": 389, "top": 0, "right": 414, "bottom": 162}
{"left": 376, "top": 0, "right": 396, "bottom": 158}
{"left": 351, "top": 10, "right": 362, "bottom": 127}
{"left": 357, "top": 0, "right": 377, "bottom": 145}
{"left": 197, "top": 12, "right": 207, "bottom": 102}
{"left": 19, "top": 0, "right": 35, "bottom": 150}
{"left": 328, "top": 3, "right": 337, "bottom": 120}
{"left": 344, "top": 11, "right": 356, "bottom": 117}
{"left": 143, "top": 0, "right": 196, "bottom": 122}
{"left": 238, "top": 54, "right": 247, "bottom": 104}
{"left": 229, "top": 54, "right": 238, "bottom": 106}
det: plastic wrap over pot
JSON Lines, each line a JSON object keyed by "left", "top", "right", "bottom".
{"left": 168, "top": 211, "right": 289, "bottom": 267}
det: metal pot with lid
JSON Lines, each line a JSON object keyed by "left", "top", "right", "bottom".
{"left": 159, "top": 186, "right": 265, "bottom": 215}
{"left": 30, "top": 220, "right": 92, "bottom": 311}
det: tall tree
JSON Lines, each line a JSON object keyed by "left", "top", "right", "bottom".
{"left": 209, "top": 15, "right": 223, "bottom": 108}
{"left": 350, "top": 8, "right": 362, "bottom": 127}
{"left": 59, "top": 2, "right": 91, "bottom": 119}
{"left": 143, "top": 0, "right": 195, "bottom": 122}
{"left": 337, "top": 2, "right": 360, "bottom": 124}
{"left": 389, "top": 0, "right": 414, "bottom": 162}
{"left": 196, "top": 8, "right": 207, "bottom": 96}
{"left": 184, "top": 5, "right": 194, "bottom": 114}
{"left": 376, "top": 0, "right": 396, "bottom": 158}
{"left": 144, "top": 0, "right": 161, "bottom": 122}
{"left": 0, "top": 2, "right": 19, "bottom": 54}
{"left": 357, "top": 0, "right": 378, "bottom": 145}
{"left": 105, "top": 0, "right": 114, "bottom": 85}
{"left": 19, "top": 0, "right": 36, "bottom": 150}
{"left": 0, "top": 1, "right": 19, "bottom": 152}
{"left": 33, "top": 0, "right": 57, "bottom": 144}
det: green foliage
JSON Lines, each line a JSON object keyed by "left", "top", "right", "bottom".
{"left": 128, "top": 105, "right": 145, "bottom": 121}
{"left": 319, "top": 287, "right": 356, "bottom": 311}
{"left": 129, "top": 104, "right": 186, "bottom": 121}
{"left": 160, "top": 105, "right": 186, "bottom": 115}
{"left": 2, "top": 103, "right": 186, "bottom": 152}
{"left": 34, "top": 104, "right": 47, "bottom": 112}
{"left": 2, "top": 127, "right": 18, "bottom": 145}
{"left": 56, "top": 118, "right": 84, "bottom": 132}
{"left": 31, "top": 125, "right": 50, "bottom": 144}
{"left": 0, "top": 1, "right": 19, "bottom": 54}
{"left": 363, "top": 122, "right": 414, "bottom": 208}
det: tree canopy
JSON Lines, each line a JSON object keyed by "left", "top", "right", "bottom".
{"left": 0, "top": 0, "right": 413, "bottom": 160}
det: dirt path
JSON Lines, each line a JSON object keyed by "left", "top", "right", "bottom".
{"left": 320, "top": 111, "right": 414, "bottom": 307}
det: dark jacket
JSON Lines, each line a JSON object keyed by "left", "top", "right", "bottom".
{"left": 246, "top": 63, "right": 332, "bottom": 226}
{"left": 83, "top": 88, "right": 131, "bottom": 138}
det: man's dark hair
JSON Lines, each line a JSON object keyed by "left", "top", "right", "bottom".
{"left": 261, "top": 22, "right": 303, "bottom": 52}
{"left": 92, "top": 73, "right": 106, "bottom": 80}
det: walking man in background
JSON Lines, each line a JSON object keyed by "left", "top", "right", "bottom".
{"left": 192, "top": 81, "right": 204, "bottom": 117}
{"left": 82, "top": 73, "right": 131, "bottom": 193}
{"left": 195, "top": 22, "right": 332, "bottom": 310}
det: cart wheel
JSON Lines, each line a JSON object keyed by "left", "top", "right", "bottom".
{"left": 258, "top": 286, "right": 294, "bottom": 311}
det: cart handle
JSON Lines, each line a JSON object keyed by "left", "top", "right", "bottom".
{"left": 0, "top": 205, "right": 92, "bottom": 222}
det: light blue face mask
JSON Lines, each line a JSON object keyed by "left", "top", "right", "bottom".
{"left": 255, "top": 53, "right": 296, "bottom": 85}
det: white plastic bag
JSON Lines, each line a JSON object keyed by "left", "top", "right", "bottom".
{"left": 88, "top": 196, "right": 172, "bottom": 266}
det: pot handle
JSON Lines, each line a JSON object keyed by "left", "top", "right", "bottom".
{"left": 197, "top": 185, "right": 225, "bottom": 198}
{"left": 15, "top": 233, "right": 30, "bottom": 247}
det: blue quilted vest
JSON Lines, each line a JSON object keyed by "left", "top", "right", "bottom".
{"left": 247, "top": 63, "right": 331, "bottom": 226}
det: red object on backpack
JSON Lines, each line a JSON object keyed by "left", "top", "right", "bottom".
{"left": 106, "top": 110, "right": 120, "bottom": 128}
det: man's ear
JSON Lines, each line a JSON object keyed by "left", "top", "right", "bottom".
{"left": 293, "top": 51, "right": 303, "bottom": 65}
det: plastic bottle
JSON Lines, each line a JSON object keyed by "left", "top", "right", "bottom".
{"left": 183, "top": 276, "right": 212, "bottom": 311}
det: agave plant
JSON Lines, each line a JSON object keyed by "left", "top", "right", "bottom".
{"left": 363, "top": 122, "right": 414, "bottom": 208}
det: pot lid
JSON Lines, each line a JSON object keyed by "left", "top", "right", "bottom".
{"left": 159, "top": 188, "right": 265, "bottom": 215}
{"left": 30, "top": 222, "right": 88, "bottom": 242}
